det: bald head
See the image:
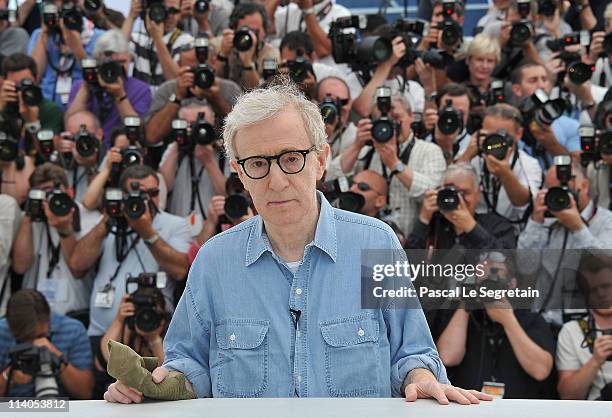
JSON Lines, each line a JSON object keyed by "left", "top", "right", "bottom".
{"left": 350, "top": 170, "right": 388, "bottom": 217}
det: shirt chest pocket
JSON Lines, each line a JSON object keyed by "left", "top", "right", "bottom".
{"left": 320, "top": 315, "right": 380, "bottom": 397}
{"left": 214, "top": 319, "right": 269, "bottom": 397}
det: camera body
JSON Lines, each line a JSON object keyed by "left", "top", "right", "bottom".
{"left": 319, "top": 94, "right": 344, "bottom": 125}
{"left": 61, "top": 1, "right": 83, "bottom": 32}
{"left": 371, "top": 86, "right": 396, "bottom": 143}
{"left": 318, "top": 176, "right": 351, "bottom": 202}
{"left": 26, "top": 189, "right": 47, "bottom": 222}
{"left": 83, "top": 0, "right": 102, "bottom": 13}
{"left": 437, "top": 186, "right": 460, "bottom": 211}
{"left": 544, "top": 155, "right": 576, "bottom": 216}
{"left": 437, "top": 99, "right": 463, "bottom": 135}
{"left": 172, "top": 114, "right": 216, "bottom": 151}
{"left": 520, "top": 88, "right": 565, "bottom": 127}
{"left": 42, "top": 3, "right": 59, "bottom": 31}
{"left": 411, "top": 112, "right": 427, "bottom": 139}
{"left": 537, "top": 0, "right": 556, "bottom": 17}
{"left": 0, "top": 131, "right": 19, "bottom": 162}
{"left": 262, "top": 58, "right": 278, "bottom": 80}
{"left": 337, "top": 191, "right": 366, "bottom": 213}
{"left": 435, "top": 0, "right": 463, "bottom": 48}
{"left": 104, "top": 188, "right": 124, "bottom": 218}
{"left": 81, "top": 58, "right": 99, "bottom": 87}
{"left": 546, "top": 31, "right": 592, "bottom": 84}
{"left": 194, "top": 0, "right": 209, "bottom": 14}
{"left": 125, "top": 272, "right": 167, "bottom": 333}
{"left": 8, "top": 342, "right": 59, "bottom": 399}
{"left": 37, "top": 130, "right": 55, "bottom": 161}
{"left": 124, "top": 116, "right": 143, "bottom": 145}
{"left": 233, "top": 26, "right": 254, "bottom": 52}
{"left": 124, "top": 181, "right": 148, "bottom": 220}
{"left": 286, "top": 54, "right": 312, "bottom": 84}
{"left": 510, "top": 0, "right": 533, "bottom": 46}
{"left": 143, "top": 0, "right": 167, "bottom": 24}
{"left": 192, "top": 64, "right": 215, "bottom": 89}
{"left": 479, "top": 129, "right": 513, "bottom": 160}
{"left": 579, "top": 126, "right": 612, "bottom": 163}
{"left": 330, "top": 16, "right": 392, "bottom": 70}
{"left": 5, "top": 79, "right": 43, "bottom": 115}
{"left": 98, "top": 58, "right": 124, "bottom": 84}
{"left": 486, "top": 80, "right": 506, "bottom": 106}
{"left": 224, "top": 174, "right": 252, "bottom": 220}
{"left": 73, "top": 124, "right": 99, "bottom": 158}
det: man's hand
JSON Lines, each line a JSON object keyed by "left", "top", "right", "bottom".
{"left": 3, "top": 367, "right": 33, "bottom": 385}
{"left": 206, "top": 195, "right": 226, "bottom": 227}
{"left": 180, "top": 0, "right": 194, "bottom": 19}
{"left": 43, "top": 201, "right": 75, "bottom": 232}
{"left": 388, "top": 36, "right": 407, "bottom": 67}
{"left": 423, "top": 108, "right": 438, "bottom": 131}
{"left": 219, "top": 29, "right": 234, "bottom": 57}
{"left": 419, "top": 190, "right": 439, "bottom": 225}
{"left": 499, "top": 21, "right": 512, "bottom": 48}
{"left": 414, "top": 58, "right": 435, "bottom": 91}
{"left": 19, "top": 90, "right": 40, "bottom": 124}
{"left": 145, "top": 15, "right": 164, "bottom": 41}
{"left": 532, "top": 189, "right": 547, "bottom": 224}
{"left": 354, "top": 118, "right": 374, "bottom": 148}
{"left": 404, "top": 369, "right": 492, "bottom": 405}
{"left": 199, "top": 77, "right": 222, "bottom": 101}
{"left": 592, "top": 335, "right": 612, "bottom": 367}
{"left": 128, "top": 0, "right": 143, "bottom": 20}
{"left": 125, "top": 200, "right": 155, "bottom": 239}
{"left": 551, "top": 193, "right": 584, "bottom": 232}
{"left": 98, "top": 74, "right": 127, "bottom": 100}
{"left": 0, "top": 80, "right": 17, "bottom": 111}
{"left": 542, "top": 7, "right": 561, "bottom": 38}
{"left": 544, "top": 52, "right": 565, "bottom": 83}
{"left": 420, "top": 27, "right": 440, "bottom": 50}
{"left": 176, "top": 66, "right": 195, "bottom": 100}
{"left": 484, "top": 298, "right": 515, "bottom": 326}
{"left": 115, "top": 294, "right": 136, "bottom": 322}
{"left": 441, "top": 195, "right": 476, "bottom": 235}
{"left": 32, "top": 337, "right": 62, "bottom": 358}
{"left": 372, "top": 135, "right": 399, "bottom": 170}
{"left": 588, "top": 32, "right": 605, "bottom": 63}
{"left": 104, "top": 367, "right": 169, "bottom": 403}
{"left": 194, "top": 144, "right": 216, "bottom": 166}
{"left": 105, "top": 147, "right": 123, "bottom": 171}
{"left": 60, "top": 19, "right": 83, "bottom": 53}
{"left": 483, "top": 146, "right": 513, "bottom": 180}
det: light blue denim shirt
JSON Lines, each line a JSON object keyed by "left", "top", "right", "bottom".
{"left": 162, "top": 191, "right": 448, "bottom": 398}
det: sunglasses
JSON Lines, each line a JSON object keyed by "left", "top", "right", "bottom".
{"left": 167, "top": 7, "right": 181, "bottom": 15}
{"left": 145, "top": 188, "right": 160, "bottom": 198}
{"left": 356, "top": 182, "right": 384, "bottom": 195}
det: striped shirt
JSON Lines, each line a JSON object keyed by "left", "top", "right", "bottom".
{"left": 0, "top": 313, "right": 92, "bottom": 397}
{"left": 130, "top": 18, "right": 194, "bottom": 88}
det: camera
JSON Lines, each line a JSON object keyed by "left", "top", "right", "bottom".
{"left": 37, "top": 130, "right": 55, "bottom": 161}
{"left": 143, "top": 0, "right": 167, "bottom": 24}
{"left": 12, "top": 79, "right": 43, "bottom": 108}
{"left": 387, "top": 18, "right": 448, "bottom": 69}
{"left": 485, "top": 80, "right": 505, "bottom": 106}
{"left": 124, "top": 116, "right": 143, "bottom": 145}
{"left": 437, "top": 99, "right": 463, "bottom": 135}
{"left": 172, "top": 118, "right": 190, "bottom": 150}
{"left": 318, "top": 176, "right": 351, "bottom": 201}
{"left": 81, "top": 58, "right": 99, "bottom": 86}
{"left": 8, "top": 342, "right": 59, "bottom": 399}
{"left": 520, "top": 88, "right": 565, "bottom": 127}
{"left": 194, "top": 0, "right": 209, "bottom": 14}
{"left": 104, "top": 188, "right": 124, "bottom": 218}
{"left": 579, "top": 126, "right": 612, "bottom": 163}
{"left": 319, "top": 94, "right": 344, "bottom": 125}
{"left": 330, "top": 15, "right": 392, "bottom": 70}
{"left": 26, "top": 189, "right": 47, "bottom": 222}
{"left": 0, "top": 7, "right": 17, "bottom": 23}
{"left": 47, "top": 182, "right": 73, "bottom": 217}
{"left": 479, "top": 129, "right": 513, "bottom": 160}
{"left": 124, "top": 181, "right": 147, "bottom": 220}
{"left": 371, "top": 86, "right": 396, "bottom": 143}
{"left": 73, "top": 124, "right": 98, "bottom": 158}
{"left": 263, "top": 58, "right": 278, "bottom": 80}
{"left": 510, "top": 0, "right": 533, "bottom": 46}
{"left": 224, "top": 174, "right": 251, "bottom": 220}
{"left": 120, "top": 146, "right": 143, "bottom": 169}
{"left": 233, "top": 26, "right": 254, "bottom": 52}
{"left": 545, "top": 155, "right": 575, "bottom": 215}
{"left": 61, "top": 1, "right": 83, "bottom": 32}
{"left": 194, "top": 36, "right": 209, "bottom": 64}
{"left": 435, "top": 0, "right": 463, "bottom": 48}
{"left": 125, "top": 272, "right": 167, "bottom": 333}
{"left": 83, "top": 0, "right": 102, "bottom": 13}
{"left": 537, "top": 0, "right": 556, "bottom": 17}
{"left": 98, "top": 58, "right": 124, "bottom": 84}
{"left": 411, "top": 112, "right": 427, "bottom": 139}
{"left": 437, "top": 186, "right": 460, "bottom": 211}
{"left": 43, "top": 3, "right": 59, "bottom": 30}
{"left": 191, "top": 112, "right": 215, "bottom": 146}
{"left": 337, "top": 191, "right": 366, "bottom": 213}
{"left": 0, "top": 131, "right": 18, "bottom": 162}
{"left": 192, "top": 64, "right": 215, "bottom": 89}
{"left": 286, "top": 54, "right": 312, "bottom": 83}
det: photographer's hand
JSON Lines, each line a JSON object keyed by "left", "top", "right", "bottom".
{"left": 441, "top": 195, "right": 476, "bottom": 235}
{"left": 483, "top": 147, "right": 512, "bottom": 180}
{"left": 18, "top": 91, "right": 40, "bottom": 124}
{"left": 126, "top": 200, "right": 155, "bottom": 240}
{"left": 532, "top": 189, "right": 547, "bottom": 224}
{"left": 59, "top": 19, "right": 86, "bottom": 60}
{"left": 32, "top": 337, "right": 62, "bottom": 358}
{"left": 219, "top": 28, "right": 234, "bottom": 58}
{"left": 552, "top": 193, "right": 584, "bottom": 232}
{"left": 388, "top": 36, "right": 406, "bottom": 67}
{"left": 176, "top": 66, "right": 194, "bottom": 100}
{"left": 588, "top": 32, "right": 605, "bottom": 64}
{"left": 372, "top": 135, "right": 400, "bottom": 171}
{"left": 2, "top": 367, "right": 33, "bottom": 385}
{"left": 419, "top": 190, "right": 439, "bottom": 225}
{"left": 116, "top": 294, "right": 136, "bottom": 322}
{"left": 592, "top": 335, "right": 612, "bottom": 367}
{"left": 484, "top": 298, "right": 515, "bottom": 326}
{"left": 105, "top": 147, "right": 123, "bottom": 172}
{"left": 0, "top": 80, "right": 17, "bottom": 112}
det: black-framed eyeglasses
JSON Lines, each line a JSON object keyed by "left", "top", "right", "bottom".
{"left": 167, "top": 7, "right": 181, "bottom": 15}
{"left": 236, "top": 146, "right": 317, "bottom": 179}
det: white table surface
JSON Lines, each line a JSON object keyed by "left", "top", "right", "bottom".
{"left": 19, "top": 397, "right": 612, "bottom": 418}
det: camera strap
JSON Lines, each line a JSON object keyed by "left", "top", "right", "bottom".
{"left": 146, "top": 29, "right": 182, "bottom": 86}
{"left": 185, "top": 153, "right": 207, "bottom": 221}
{"left": 44, "top": 223, "right": 61, "bottom": 279}
{"left": 537, "top": 228, "right": 569, "bottom": 315}
{"left": 109, "top": 233, "right": 142, "bottom": 284}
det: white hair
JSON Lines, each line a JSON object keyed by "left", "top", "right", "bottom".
{"left": 442, "top": 163, "right": 480, "bottom": 189}
{"left": 93, "top": 29, "right": 131, "bottom": 59}
{"left": 222, "top": 81, "right": 326, "bottom": 161}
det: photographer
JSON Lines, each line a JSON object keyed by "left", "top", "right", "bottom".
{"left": 12, "top": 163, "right": 102, "bottom": 316}
{"left": 0, "top": 53, "right": 64, "bottom": 156}
{"left": 144, "top": 38, "right": 241, "bottom": 145}
{"left": 338, "top": 91, "right": 446, "bottom": 236}
{"left": 211, "top": 2, "right": 280, "bottom": 90}
{"left": 0, "top": 145, "right": 35, "bottom": 205}
{"left": 69, "top": 164, "right": 190, "bottom": 337}
{"left": 511, "top": 62, "right": 582, "bottom": 167}
{"left": 406, "top": 163, "right": 516, "bottom": 250}
{"left": 460, "top": 104, "right": 542, "bottom": 224}
{"left": 0, "top": 0, "right": 29, "bottom": 56}
{"left": 270, "top": 0, "right": 349, "bottom": 62}
{"left": 424, "top": 83, "right": 471, "bottom": 163}
{"left": 589, "top": 4, "right": 612, "bottom": 89}
{"left": 159, "top": 103, "right": 226, "bottom": 234}
{"left": 0, "top": 289, "right": 93, "bottom": 399}
{"left": 517, "top": 158, "right": 612, "bottom": 327}
{"left": 434, "top": 252, "right": 555, "bottom": 398}
{"left": 81, "top": 0, "right": 125, "bottom": 31}
{"left": 178, "top": 0, "right": 233, "bottom": 38}
{"left": 28, "top": 0, "right": 104, "bottom": 109}
{"left": 66, "top": 29, "right": 152, "bottom": 147}
{"left": 123, "top": 0, "right": 194, "bottom": 88}
{"left": 60, "top": 111, "right": 105, "bottom": 202}
{"left": 0, "top": 194, "right": 21, "bottom": 317}
{"left": 450, "top": 34, "right": 501, "bottom": 96}
{"left": 345, "top": 169, "right": 388, "bottom": 218}
{"left": 557, "top": 253, "right": 612, "bottom": 400}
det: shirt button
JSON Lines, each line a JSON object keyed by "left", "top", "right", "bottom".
{"left": 358, "top": 329, "right": 365, "bottom": 337}
{"left": 229, "top": 333, "right": 236, "bottom": 342}
{"left": 295, "top": 288, "right": 302, "bottom": 295}
{"left": 297, "top": 375, "right": 302, "bottom": 383}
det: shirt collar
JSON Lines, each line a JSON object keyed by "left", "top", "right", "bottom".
{"left": 245, "top": 190, "right": 337, "bottom": 266}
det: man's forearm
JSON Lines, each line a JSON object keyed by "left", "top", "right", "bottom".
{"left": 153, "top": 36, "right": 180, "bottom": 81}
{"left": 146, "top": 103, "right": 180, "bottom": 144}
{"left": 70, "top": 219, "right": 106, "bottom": 272}
{"left": 12, "top": 218, "right": 34, "bottom": 275}
{"left": 339, "top": 142, "right": 362, "bottom": 175}
{"left": 504, "top": 316, "right": 553, "bottom": 381}
{"left": 147, "top": 239, "right": 190, "bottom": 280}
{"left": 436, "top": 309, "right": 469, "bottom": 367}
{"left": 558, "top": 359, "right": 601, "bottom": 399}
{"left": 59, "top": 232, "right": 80, "bottom": 277}
{"left": 32, "top": 33, "right": 49, "bottom": 79}
{"left": 59, "top": 366, "right": 94, "bottom": 399}
{"left": 115, "top": 96, "right": 138, "bottom": 119}
{"left": 239, "top": 68, "right": 261, "bottom": 90}
{"left": 499, "top": 171, "right": 531, "bottom": 206}
{"left": 65, "top": 87, "right": 89, "bottom": 121}
{"left": 353, "top": 63, "right": 391, "bottom": 117}
{"left": 304, "top": 14, "right": 331, "bottom": 58}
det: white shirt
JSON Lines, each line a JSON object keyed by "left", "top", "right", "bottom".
{"left": 557, "top": 318, "right": 612, "bottom": 400}
{"left": 313, "top": 62, "right": 363, "bottom": 101}
{"left": 0, "top": 195, "right": 21, "bottom": 317}
{"left": 273, "top": 1, "right": 350, "bottom": 44}
{"left": 88, "top": 211, "right": 191, "bottom": 336}
{"left": 22, "top": 204, "right": 102, "bottom": 315}
{"left": 383, "top": 77, "right": 425, "bottom": 113}
{"left": 472, "top": 149, "right": 542, "bottom": 222}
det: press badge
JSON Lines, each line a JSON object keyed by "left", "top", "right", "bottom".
{"left": 94, "top": 283, "right": 115, "bottom": 309}
{"left": 56, "top": 74, "right": 73, "bottom": 105}
{"left": 481, "top": 381, "right": 505, "bottom": 398}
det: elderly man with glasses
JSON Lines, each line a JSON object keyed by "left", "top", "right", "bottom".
{"left": 104, "top": 81, "right": 491, "bottom": 405}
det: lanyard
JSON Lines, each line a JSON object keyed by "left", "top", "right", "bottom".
{"left": 44, "top": 223, "right": 62, "bottom": 279}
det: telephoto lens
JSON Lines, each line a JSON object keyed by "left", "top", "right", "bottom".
{"left": 26, "top": 189, "right": 47, "bottom": 222}
{"left": 286, "top": 55, "right": 310, "bottom": 83}
{"left": 356, "top": 36, "right": 392, "bottom": 62}
{"left": 121, "top": 146, "right": 143, "bottom": 169}
{"left": 337, "top": 191, "right": 366, "bottom": 213}
{"left": 510, "top": 20, "right": 533, "bottom": 46}
{"left": 61, "top": 1, "right": 83, "bottom": 32}
{"left": 194, "top": 0, "right": 209, "bottom": 14}
{"left": 74, "top": 125, "right": 98, "bottom": 157}
{"left": 83, "top": 0, "right": 102, "bottom": 12}
{"left": 545, "top": 186, "right": 572, "bottom": 212}
{"left": 481, "top": 130, "right": 512, "bottom": 160}
{"left": 192, "top": 64, "right": 215, "bottom": 89}
{"left": 148, "top": 1, "right": 167, "bottom": 24}
{"left": 437, "top": 186, "right": 460, "bottom": 211}
{"left": 319, "top": 95, "right": 340, "bottom": 125}
{"left": 567, "top": 61, "right": 595, "bottom": 85}
{"left": 192, "top": 112, "right": 216, "bottom": 146}
{"left": 233, "top": 26, "right": 254, "bottom": 52}
{"left": 124, "top": 182, "right": 147, "bottom": 220}
{"left": 437, "top": 99, "right": 463, "bottom": 135}
{"left": 47, "top": 183, "right": 74, "bottom": 217}
{"left": 98, "top": 59, "right": 123, "bottom": 84}
{"left": 0, "top": 132, "right": 18, "bottom": 162}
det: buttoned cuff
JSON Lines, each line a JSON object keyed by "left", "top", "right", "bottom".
{"left": 162, "top": 357, "right": 211, "bottom": 398}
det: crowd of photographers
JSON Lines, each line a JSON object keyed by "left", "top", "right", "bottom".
{"left": 0, "top": 0, "right": 611, "bottom": 403}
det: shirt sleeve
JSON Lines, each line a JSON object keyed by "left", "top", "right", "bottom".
{"left": 27, "top": 28, "right": 41, "bottom": 55}
{"left": 407, "top": 143, "right": 446, "bottom": 199}
{"left": 163, "top": 216, "right": 191, "bottom": 253}
{"left": 65, "top": 319, "right": 93, "bottom": 371}
{"left": 556, "top": 322, "right": 582, "bottom": 371}
{"left": 129, "top": 81, "right": 153, "bottom": 118}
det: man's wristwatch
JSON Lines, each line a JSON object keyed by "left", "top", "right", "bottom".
{"left": 393, "top": 161, "right": 406, "bottom": 174}
{"left": 302, "top": 7, "right": 315, "bottom": 16}
{"left": 144, "top": 233, "right": 160, "bottom": 246}
{"left": 168, "top": 93, "right": 181, "bottom": 106}
{"left": 241, "top": 63, "right": 256, "bottom": 71}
